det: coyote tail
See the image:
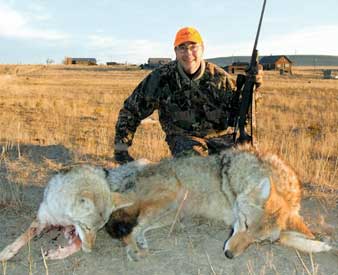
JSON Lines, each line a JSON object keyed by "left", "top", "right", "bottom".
{"left": 279, "top": 213, "right": 332, "bottom": 253}
{"left": 279, "top": 231, "right": 332, "bottom": 253}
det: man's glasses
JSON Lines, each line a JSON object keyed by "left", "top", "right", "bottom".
{"left": 176, "top": 44, "right": 200, "bottom": 53}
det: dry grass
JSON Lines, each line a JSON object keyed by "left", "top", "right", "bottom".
{"left": 0, "top": 64, "right": 337, "bottom": 207}
{"left": 257, "top": 69, "right": 337, "bottom": 202}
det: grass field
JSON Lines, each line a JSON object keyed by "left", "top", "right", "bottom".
{"left": 0, "top": 64, "right": 337, "bottom": 274}
{"left": 0, "top": 64, "right": 336, "bottom": 203}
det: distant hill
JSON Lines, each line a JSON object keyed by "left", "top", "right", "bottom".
{"left": 207, "top": 55, "right": 338, "bottom": 67}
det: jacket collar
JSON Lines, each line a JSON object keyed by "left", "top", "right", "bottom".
{"left": 177, "top": 60, "right": 206, "bottom": 82}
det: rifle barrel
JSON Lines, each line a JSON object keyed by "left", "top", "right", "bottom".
{"left": 250, "top": 0, "right": 267, "bottom": 68}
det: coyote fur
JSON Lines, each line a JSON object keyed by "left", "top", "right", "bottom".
{"left": 105, "top": 145, "right": 332, "bottom": 260}
{"left": 0, "top": 165, "right": 115, "bottom": 261}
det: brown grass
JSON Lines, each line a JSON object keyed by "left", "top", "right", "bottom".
{"left": 257, "top": 69, "right": 337, "bottom": 201}
{"left": 0, "top": 64, "right": 337, "bottom": 206}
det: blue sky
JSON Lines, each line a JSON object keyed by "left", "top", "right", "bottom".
{"left": 1, "top": 0, "right": 337, "bottom": 64}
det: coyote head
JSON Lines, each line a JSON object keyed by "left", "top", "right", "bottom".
{"left": 70, "top": 168, "right": 134, "bottom": 252}
{"left": 223, "top": 177, "right": 331, "bottom": 258}
{"left": 71, "top": 188, "right": 112, "bottom": 251}
{"left": 68, "top": 167, "right": 114, "bottom": 252}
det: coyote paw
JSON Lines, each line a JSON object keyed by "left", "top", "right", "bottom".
{"left": 0, "top": 246, "right": 17, "bottom": 261}
{"left": 136, "top": 235, "right": 149, "bottom": 250}
{"left": 126, "top": 246, "right": 149, "bottom": 261}
{"left": 126, "top": 246, "right": 141, "bottom": 261}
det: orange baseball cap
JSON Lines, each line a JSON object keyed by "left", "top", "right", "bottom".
{"left": 174, "top": 27, "right": 203, "bottom": 47}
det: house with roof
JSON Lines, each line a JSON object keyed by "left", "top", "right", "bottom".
{"left": 64, "top": 57, "right": 97, "bottom": 65}
{"left": 259, "top": 55, "right": 292, "bottom": 73}
{"left": 323, "top": 69, "right": 338, "bottom": 79}
{"left": 148, "top": 58, "right": 172, "bottom": 66}
{"left": 223, "top": 62, "right": 249, "bottom": 74}
{"left": 140, "top": 58, "right": 172, "bottom": 69}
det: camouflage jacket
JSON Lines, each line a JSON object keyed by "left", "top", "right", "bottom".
{"left": 114, "top": 60, "right": 237, "bottom": 150}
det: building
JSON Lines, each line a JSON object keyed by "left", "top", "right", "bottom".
{"left": 323, "top": 69, "right": 338, "bottom": 79}
{"left": 140, "top": 58, "right": 172, "bottom": 69}
{"left": 148, "top": 58, "right": 171, "bottom": 66}
{"left": 259, "top": 55, "right": 292, "bottom": 73}
{"left": 106, "top": 61, "right": 120, "bottom": 66}
{"left": 223, "top": 62, "right": 249, "bottom": 74}
{"left": 64, "top": 57, "right": 97, "bottom": 65}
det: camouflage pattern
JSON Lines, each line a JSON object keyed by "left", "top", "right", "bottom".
{"left": 114, "top": 60, "right": 238, "bottom": 157}
{"left": 167, "top": 133, "right": 237, "bottom": 157}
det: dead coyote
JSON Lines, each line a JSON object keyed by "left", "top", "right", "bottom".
{"left": 0, "top": 165, "right": 115, "bottom": 261}
{"left": 106, "top": 145, "right": 332, "bottom": 260}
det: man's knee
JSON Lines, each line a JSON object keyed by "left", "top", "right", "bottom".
{"left": 206, "top": 134, "right": 235, "bottom": 154}
{"left": 166, "top": 135, "right": 208, "bottom": 157}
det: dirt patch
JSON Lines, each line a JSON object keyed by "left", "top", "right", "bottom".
{"left": 0, "top": 184, "right": 337, "bottom": 275}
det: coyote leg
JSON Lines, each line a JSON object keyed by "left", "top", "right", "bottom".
{"left": 124, "top": 190, "right": 184, "bottom": 261}
{"left": 0, "top": 219, "right": 44, "bottom": 261}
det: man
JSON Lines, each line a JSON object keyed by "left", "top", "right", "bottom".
{"left": 114, "top": 27, "right": 263, "bottom": 164}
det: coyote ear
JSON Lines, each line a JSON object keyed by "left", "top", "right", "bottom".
{"left": 258, "top": 177, "right": 270, "bottom": 200}
{"left": 111, "top": 192, "right": 134, "bottom": 210}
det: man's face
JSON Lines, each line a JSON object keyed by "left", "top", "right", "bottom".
{"left": 175, "top": 42, "right": 204, "bottom": 74}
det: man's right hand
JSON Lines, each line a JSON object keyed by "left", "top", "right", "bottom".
{"left": 114, "top": 150, "right": 135, "bottom": 165}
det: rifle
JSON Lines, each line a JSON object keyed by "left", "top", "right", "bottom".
{"left": 233, "top": 0, "right": 267, "bottom": 146}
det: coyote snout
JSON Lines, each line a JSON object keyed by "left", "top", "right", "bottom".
{"left": 106, "top": 145, "right": 333, "bottom": 260}
{"left": 224, "top": 229, "right": 255, "bottom": 259}
{"left": 76, "top": 226, "right": 97, "bottom": 252}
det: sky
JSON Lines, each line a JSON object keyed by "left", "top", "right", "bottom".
{"left": 1, "top": 0, "right": 337, "bottom": 64}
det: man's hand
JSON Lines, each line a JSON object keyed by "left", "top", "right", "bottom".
{"left": 114, "top": 150, "right": 134, "bottom": 165}
{"left": 255, "top": 64, "right": 264, "bottom": 89}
